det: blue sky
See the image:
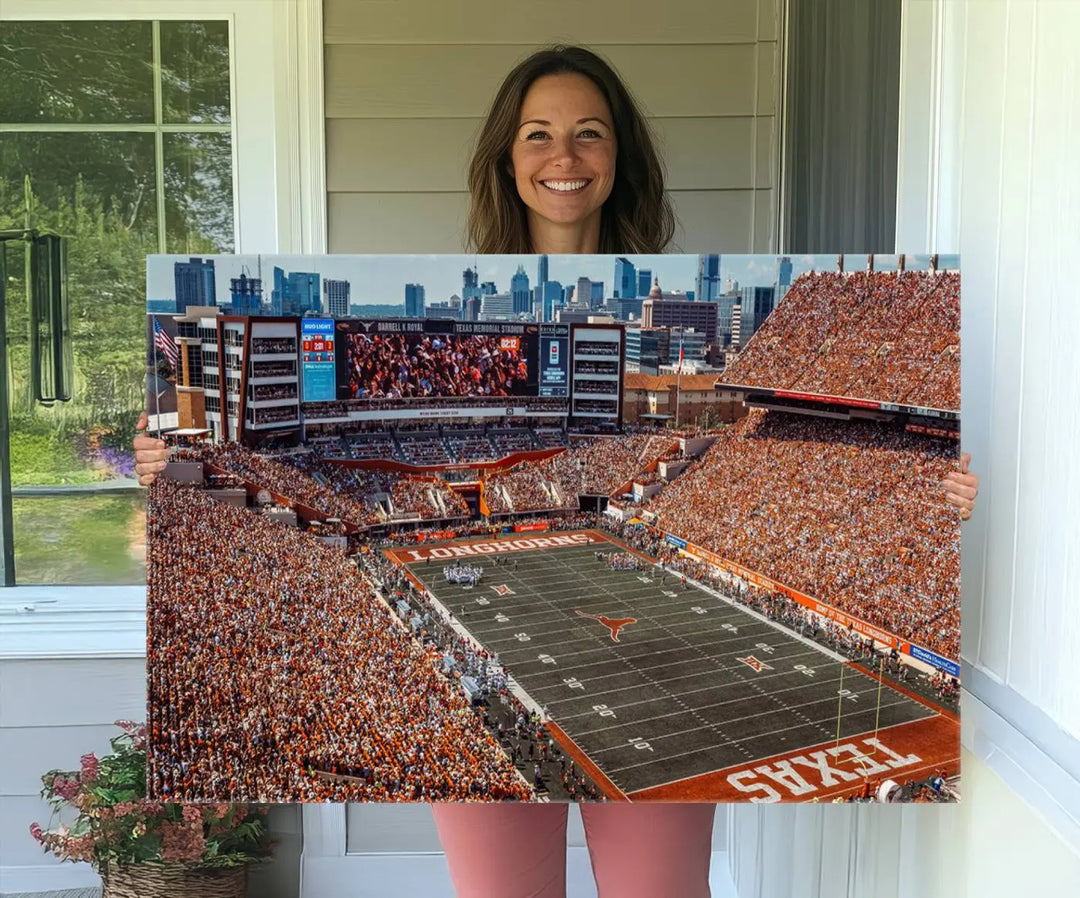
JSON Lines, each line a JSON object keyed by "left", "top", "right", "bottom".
{"left": 146, "top": 253, "right": 959, "bottom": 306}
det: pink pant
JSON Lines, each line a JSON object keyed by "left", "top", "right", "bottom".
{"left": 432, "top": 803, "right": 714, "bottom": 898}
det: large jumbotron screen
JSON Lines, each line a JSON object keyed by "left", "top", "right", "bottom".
{"left": 334, "top": 319, "right": 569, "bottom": 401}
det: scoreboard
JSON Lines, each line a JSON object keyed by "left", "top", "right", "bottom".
{"left": 333, "top": 319, "right": 570, "bottom": 401}
{"left": 301, "top": 318, "right": 337, "bottom": 402}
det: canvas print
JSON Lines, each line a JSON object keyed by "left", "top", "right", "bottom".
{"left": 145, "top": 253, "right": 961, "bottom": 803}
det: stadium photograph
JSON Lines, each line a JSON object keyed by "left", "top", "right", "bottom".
{"left": 144, "top": 252, "right": 961, "bottom": 804}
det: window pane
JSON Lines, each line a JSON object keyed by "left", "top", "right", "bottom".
{"left": 0, "top": 19, "right": 235, "bottom": 586}
{"left": 11, "top": 493, "right": 146, "bottom": 585}
{"left": 0, "top": 132, "right": 159, "bottom": 235}
{"left": 160, "top": 21, "right": 232, "bottom": 124}
{"left": 0, "top": 22, "right": 154, "bottom": 124}
{"left": 164, "top": 132, "right": 235, "bottom": 253}
{"left": 2, "top": 131, "right": 156, "bottom": 532}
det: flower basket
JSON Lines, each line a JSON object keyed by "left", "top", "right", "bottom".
{"left": 30, "top": 721, "right": 274, "bottom": 888}
{"left": 102, "top": 862, "right": 246, "bottom": 898}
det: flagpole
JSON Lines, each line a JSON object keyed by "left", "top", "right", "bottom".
{"left": 151, "top": 316, "right": 162, "bottom": 435}
{"left": 673, "top": 334, "right": 683, "bottom": 428}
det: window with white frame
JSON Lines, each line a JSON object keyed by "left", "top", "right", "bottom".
{"left": 1, "top": 0, "right": 311, "bottom": 592}
{"left": 0, "top": 18, "right": 234, "bottom": 586}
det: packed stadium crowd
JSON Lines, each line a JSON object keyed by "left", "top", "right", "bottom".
{"left": 166, "top": 403, "right": 959, "bottom": 661}
{"left": 389, "top": 476, "right": 465, "bottom": 520}
{"left": 175, "top": 444, "right": 384, "bottom": 526}
{"left": 548, "top": 433, "right": 678, "bottom": 496}
{"left": 643, "top": 410, "right": 960, "bottom": 659}
{"left": 345, "top": 332, "right": 530, "bottom": 401}
{"left": 145, "top": 479, "right": 533, "bottom": 802}
{"left": 723, "top": 270, "right": 960, "bottom": 410}
{"left": 486, "top": 465, "right": 561, "bottom": 514}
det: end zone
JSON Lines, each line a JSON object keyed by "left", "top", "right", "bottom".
{"left": 629, "top": 713, "right": 959, "bottom": 802}
{"left": 385, "top": 530, "right": 600, "bottom": 565}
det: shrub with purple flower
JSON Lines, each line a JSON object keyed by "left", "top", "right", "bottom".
{"left": 30, "top": 721, "right": 272, "bottom": 876}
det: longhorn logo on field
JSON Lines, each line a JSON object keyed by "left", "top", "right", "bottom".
{"left": 575, "top": 610, "right": 638, "bottom": 642}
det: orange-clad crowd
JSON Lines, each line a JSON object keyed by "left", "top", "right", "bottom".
{"left": 389, "top": 476, "right": 469, "bottom": 519}
{"left": 177, "top": 444, "right": 383, "bottom": 526}
{"left": 645, "top": 410, "right": 959, "bottom": 659}
{"left": 545, "top": 433, "right": 677, "bottom": 497}
{"left": 486, "top": 465, "right": 561, "bottom": 513}
{"left": 146, "top": 479, "right": 532, "bottom": 802}
{"left": 725, "top": 270, "right": 960, "bottom": 410}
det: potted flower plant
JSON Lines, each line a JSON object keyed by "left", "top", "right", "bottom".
{"left": 30, "top": 720, "right": 274, "bottom": 898}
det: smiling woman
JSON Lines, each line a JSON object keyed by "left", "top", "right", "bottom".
{"left": 509, "top": 73, "right": 617, "bottom": 253}
{"left": 465, "top": 46, "right": 674, "bottom": 255}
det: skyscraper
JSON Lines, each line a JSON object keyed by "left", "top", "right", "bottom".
{"left": 271, "top": 267, "right": 320, "bottom": 315}
{"left": 405, "top": 283, "right": 426, "bottom": 318}
{"left": 542, "top": 280, "right": 563, "bottom": 323}
{"left": 740, "top": 286, "right": 776, "bottom": 341}
{"left": 637, "top": 269, "right": 652, "bottom": 297}
{"left": 174, "top": 257, "right": 216, "bottom": 313}
{"left": 777, "top": 256, "right": 793, "bottom": 287}
{"left": 464, "top": 295, "right": 481, "bottom": 322}
{"left": 324, "top": 279, "right": 350, "bottom": 318}
{"left": 461, "top": 267, "right": 481, "bottom": 320}
{"left": 591, "top": 281, "right": 605, "bottom": 309}
{"left": 537, "top": 254, "right": 549, "bottom": 288}
{"left": 614, "top": 257, "right": 636, "bottom": 298}
{"left": 574, "top": 276, "right": 593, "bottom": 309}
{"left": 776, "top": 256, "right": 793, "bottom": 303}
{"left": 717, "top": 288, "right": 740, "bottom": 348}
{"left": 511, "top": 265, "right": 531, "bottom": 314}
{"left": 229, "top": 273, "right": 262, "bottom": 315}
{"left": 697, "top": 254, "right": 721, "bottom": 304}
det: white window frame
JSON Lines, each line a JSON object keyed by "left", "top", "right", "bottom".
{"left": 895, "top": 0, "right": 1080, "bottom": 853}
{"left": 0, "top": 0, "right": 326, "bottom": 606}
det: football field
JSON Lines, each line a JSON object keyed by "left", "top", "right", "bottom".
{"left": 389, "top": 530, "right": 959, "bottom": 802}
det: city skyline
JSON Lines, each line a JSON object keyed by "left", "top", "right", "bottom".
{"left": 148, "top": 253, "right": 960, "bottom": 312}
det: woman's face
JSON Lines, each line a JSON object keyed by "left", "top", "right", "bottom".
{"left": 509, "top": 72, "right": 616, "bottom": 249}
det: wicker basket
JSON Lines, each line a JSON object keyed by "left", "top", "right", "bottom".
{"left": 101, "top": 862, "right": 247, "bottom": 898}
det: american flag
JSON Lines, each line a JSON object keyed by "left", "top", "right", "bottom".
{"left": 153, "top": 317, "right": 179, "bottom": 369}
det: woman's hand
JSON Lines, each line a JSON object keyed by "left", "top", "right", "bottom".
{"left": 942, "top": 452, "right": 979, "bottom": 521}
{"left": 133, "top": 411, "right": 168, "bottom": 486}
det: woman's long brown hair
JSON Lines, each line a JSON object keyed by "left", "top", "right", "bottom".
{"left": 466, "top": 46, "right": 676, "bottom": 255}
